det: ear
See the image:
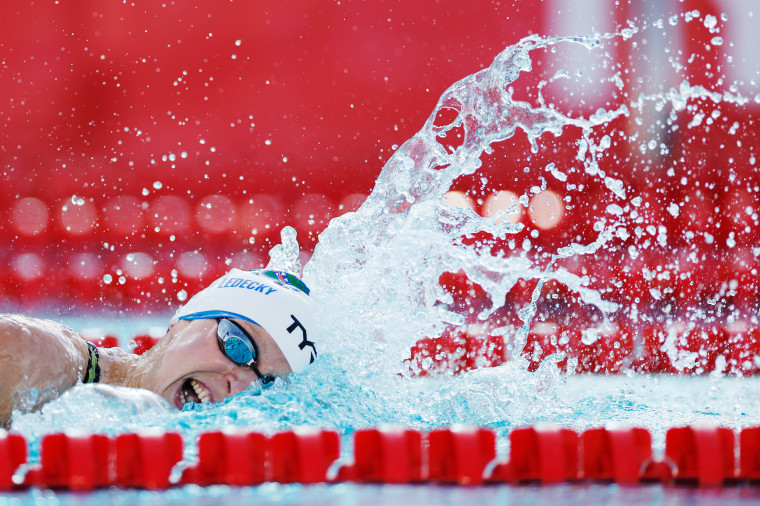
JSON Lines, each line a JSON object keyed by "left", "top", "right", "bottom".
{"left": 166, "top": 317, "right": 189, "bottom": 335}
{"left": 155, "top": 319, "right": 185, "bottom": 349}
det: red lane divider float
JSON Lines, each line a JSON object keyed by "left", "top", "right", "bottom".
{"left": 270, "top": 429, "right": 340, "bottom": 484}
{"left": 506, "top": 426, "right": 579, "bottom": 483}
{"left": 26, "top": 433, "right": 111, "bottom": 490}
{"left": 428, "top": 426, "right": 496, "bottom": 485}
{"left": 182, "top": 431, "right": 268, "bottom": 486}
{"left": 581, "top": 427, "right": 655, "bottom": 484}
{"left": 115, "top": 432, "right": 183, "bottom": 489}
{"left": 740, "top": 427, "right": 760, "bottom": 481}
{"left": 408, "top": 321, "right": 760, "bottom": 377}
{"left": 666, "top": 426, "right": 736, "bottom": 486}
{"left": 6, "top": 425, "right": 760, "bottom": 490}
{"left": 347, "top": 427, "right": 424, "bottom": 483}
{"left": 0, "top": 433, "right": 26, "bottom": 491}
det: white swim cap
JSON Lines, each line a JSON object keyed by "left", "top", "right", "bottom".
{"left": 173, "top": 268, "right": 317, "bottom": 373}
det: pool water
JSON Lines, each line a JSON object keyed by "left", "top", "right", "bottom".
{"left": 6, "top": 483, "right": 760, "bottom": 506}
{"left": 12, "top": 369, "right": 760, "bottom": 458}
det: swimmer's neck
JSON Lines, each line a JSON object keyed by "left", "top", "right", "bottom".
{"left": 95, "top": 347, "right": 144, "bottom": 389}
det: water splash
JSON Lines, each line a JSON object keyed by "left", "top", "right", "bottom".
{"left": 266, "top": 226, "right": 303, "bottom": 275}
{"left": 306, "top": 27, "right": 750, "bottom": 374}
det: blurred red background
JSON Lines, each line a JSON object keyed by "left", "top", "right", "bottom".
{"left": 0, "top": 0, "right": 757, "bottom": 345}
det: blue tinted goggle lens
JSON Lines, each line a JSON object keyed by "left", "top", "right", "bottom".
{"left": 216, "top": 318, "right": 256, "bottom": 366}
{"left": 215, "top": 319, "right": 274, "bottom": 385}
{"left": 224, "top": 335, "right": 253, "bottom": 364}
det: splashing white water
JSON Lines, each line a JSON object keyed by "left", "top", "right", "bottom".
{"left": 305, "top": 27, "right": 751, "bottom": 377}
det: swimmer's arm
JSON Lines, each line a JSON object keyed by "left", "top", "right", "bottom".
{"left": 0, "top": 314, "right": 89, "bottom": 425}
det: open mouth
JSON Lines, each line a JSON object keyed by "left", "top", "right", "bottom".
{"left": 178, "top": 378, "right": 212, "bottom": 406}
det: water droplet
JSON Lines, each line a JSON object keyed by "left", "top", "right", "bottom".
{"left": 581, "top": 329, "right": 599, "bottom": 345}
{"left": 606, "top": 204, "right": 624, "bottom": 215}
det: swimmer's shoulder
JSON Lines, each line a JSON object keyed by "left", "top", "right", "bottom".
{"left": 0, "top": 314, "right": 89, "bottom": 424}
{"left": 1, "top": 313, "right": 80, "bottom": 335}
{"left": 0, "top": 314, "right": 35, "bottom": 344}
{"left": 0, "top": 314, "right": 87, "bottom": 356}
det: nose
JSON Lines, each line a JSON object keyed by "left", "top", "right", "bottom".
{"left": 223, "top": 367, "right": 261, "bottom": 398}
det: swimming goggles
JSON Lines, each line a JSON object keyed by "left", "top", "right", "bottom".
{"left": 215, "top": 318, "right": 274, "bottom": 385}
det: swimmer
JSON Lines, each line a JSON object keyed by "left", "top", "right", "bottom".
{"left": 0, "top": 268, "right": 317, "bottom": 428}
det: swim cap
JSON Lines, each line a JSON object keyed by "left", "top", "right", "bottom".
{"left": 173, "top": 268, "right": 317, "bottom": 373}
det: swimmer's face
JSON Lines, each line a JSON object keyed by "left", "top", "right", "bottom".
{"left": 151, "top": 318, "right": 292, "bottom": 409}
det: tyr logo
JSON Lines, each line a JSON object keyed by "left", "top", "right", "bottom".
{"left": 287, "top": 315, "right": 317, "bottom": 363}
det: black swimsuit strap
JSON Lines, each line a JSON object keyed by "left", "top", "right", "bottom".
{"left": 83, "top": 341, "right": 101, "bottom": 384}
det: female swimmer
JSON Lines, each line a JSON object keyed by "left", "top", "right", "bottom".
{"left": 0, "top": 268, "right": 317, "bottom": 428}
